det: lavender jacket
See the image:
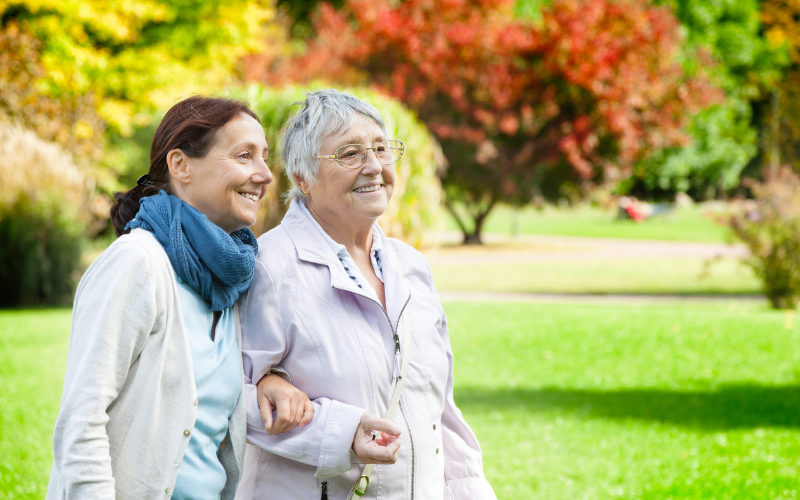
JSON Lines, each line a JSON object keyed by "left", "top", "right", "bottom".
{"left": 235, "top": 201, "right": 496, "bottom": 500}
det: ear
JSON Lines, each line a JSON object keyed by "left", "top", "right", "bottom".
{"left": 292, "top": 173, "right": 308, "bottom": 193}
{"left": 167, "top": 149, "right": 191, "bottom": 185}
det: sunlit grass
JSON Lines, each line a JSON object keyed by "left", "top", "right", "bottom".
{"left": 4, "top": 302, "right": 797, "bottom": 499}
{"left": 0, "top": 309, "right": 70, "bottom": 499}
{"left": 448, "top": 300, "right": 800, "bottom": 499}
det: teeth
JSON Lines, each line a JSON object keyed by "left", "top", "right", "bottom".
{"left": 354, "top": 185, "right": 381, "bottom": 193}
{"left": 238, "top": 192, "right": 258, "bottom": 201}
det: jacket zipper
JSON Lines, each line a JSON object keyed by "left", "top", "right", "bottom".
{"left": 399, "top": 402, "right": 416, "bottom": 500}
{"left": 332, "top": 282, "right": 413, "bottom": 497}
{"left": 320, "top": 480, "right": 327, "bottom": 500}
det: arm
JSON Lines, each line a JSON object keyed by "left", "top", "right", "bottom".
{"left": 240, "top": 258, "right": 370, "bottom": 478}
{"left": 51, "top": 242, "right": 158, "bottom": 498}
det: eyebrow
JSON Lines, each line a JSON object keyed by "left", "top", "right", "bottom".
{"left": 337, "top": 133, "right": 387, "bottom": 146}
{"left": 232, "top": 141, "right": 269, "bottom": 154}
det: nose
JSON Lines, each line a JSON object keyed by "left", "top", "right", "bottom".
{"left": 360, "top": 150, "right": 383, "bottom": 176}
{"left": 252, "top": 156, "right": 274, "bottom": 186}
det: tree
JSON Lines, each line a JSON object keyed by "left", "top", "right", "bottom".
{"left": 249, "top": 0, "right": 718, "bottom": 243}
{"left": 627, "top": 0, "right": 789, "bottom": 200}
{"left": 0, "top": 0, "right": 283, "bottom": 193}
{"left": 762, "top": 0, "right": 800, "bottom": 172}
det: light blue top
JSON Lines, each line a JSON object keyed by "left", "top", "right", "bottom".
{"left": 172, "top": 277, "right": 243, "bottom": 500}
{"left": 298, "top": 201, "right": 384, "bottom": 299}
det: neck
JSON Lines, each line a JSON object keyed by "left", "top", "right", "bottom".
{"left": 306, "top": 202, "right": 375, "bottom": 255}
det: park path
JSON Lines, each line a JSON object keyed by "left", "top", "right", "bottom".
{"left": 421, "top": 230, "right": 748, "bottom": 264}
{"left": 422, "top": 231, "right": 760, "bottom": 305}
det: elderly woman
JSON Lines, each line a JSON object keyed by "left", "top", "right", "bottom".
{"left": 237, "top": 89, "right": 496, "bottom": 499}
{"left": 47, "top": 96, "right": 313, "bottom": 499}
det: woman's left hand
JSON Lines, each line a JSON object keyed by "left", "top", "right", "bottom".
{"left": 257, "top": 373, "right": 315, "bottom": 435}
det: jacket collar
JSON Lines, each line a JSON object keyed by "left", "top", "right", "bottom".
{"left": 281, "top": 199, "right": 411, "bottom": 330}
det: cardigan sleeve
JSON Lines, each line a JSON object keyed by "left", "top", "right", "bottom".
{"left": 240, "top": 257, "right": 364, "bottom": 479}
{"left": 51, "top": 240, "right": 159, "bottom": 499}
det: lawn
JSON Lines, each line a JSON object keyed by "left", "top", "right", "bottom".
{"left": 3, "top": 302, "right": 797, "bottom": 499}
{"left": 448, "top": 300, "right": 800, "bottom": 499}
{"left": 431, "top": 257, "right": 762, "bottom": 295}
{"left": 445, "top": 204, "right": 732, "bottom": 243}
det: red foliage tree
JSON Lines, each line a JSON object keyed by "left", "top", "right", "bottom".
{"left": 248, "top": 0, "right": 720, "bottom": 243}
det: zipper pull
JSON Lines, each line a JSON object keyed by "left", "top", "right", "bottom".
{"left": 394, "top": 333, "right": 401, "bottom": 353}
{"left": 321, "top": 481, "right": 327, "bottom": 500}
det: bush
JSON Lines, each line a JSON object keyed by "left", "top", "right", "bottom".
{"left": 239, "top": 84, "right": 444, "bottom": 247}
{"left": 0, "top": 123, "right": 92, "bottom": 306}
{"left": 724, "top": 167, "right": 800, "bottom": 309}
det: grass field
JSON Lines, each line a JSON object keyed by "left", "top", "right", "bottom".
{"left": 445, "top": 204, "right": 732, "bottom": 243}
{"left": 431, "top": 257, "right": 762, "bottom": 295}
{"left": 3, "top": 302, "right": 798, "bottom": 499}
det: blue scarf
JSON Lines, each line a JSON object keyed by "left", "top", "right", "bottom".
{"left": 125, "top": 191, "right": 258, "bottom": 311}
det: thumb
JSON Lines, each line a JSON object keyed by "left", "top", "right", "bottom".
{"left": 365, "top": 415, "right": 402, "bottom": 436}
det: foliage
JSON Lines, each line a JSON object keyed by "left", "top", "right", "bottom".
{"left": 0, "top": 123, "right": 95, "bottom": 306}
{"left": 762, "top": 0, "right": 800, "bottom": 171}
{"left": 0, "top": 22, "right": 104, "bottom": 163}
{"left": 724, "top": 167, "right": 800, "bottom": 309}
{"left": 629, "top": 0, "right": 789, "bottom": 199}
{"left": 0, "top": 0, "right": 285, "bottom": 195}
{"left": 250, "top": 0, "right": 719, "bottom": 243}
{"left": 237, "top": 84, "right": 444, "bottom": 247}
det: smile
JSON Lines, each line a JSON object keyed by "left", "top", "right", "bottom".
{"left": 354, "top": 185, "right": 382, "bottom": 193}
{"left": 238, "top": 191, "right": 259, "bottom": 202}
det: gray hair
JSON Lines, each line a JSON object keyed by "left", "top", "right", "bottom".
{"left": 281, "top": 89, "right": 387, "bottom": 203}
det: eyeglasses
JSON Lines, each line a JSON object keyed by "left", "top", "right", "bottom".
{"left": 317, "top": 140, "right": 405, "bottom": 169}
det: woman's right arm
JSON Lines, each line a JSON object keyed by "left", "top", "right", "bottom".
{"left": 52, "top": 241, "right": 158, "bottom": 498}
{"left": 241, "top": 258, "right": 400, "bottom": 479}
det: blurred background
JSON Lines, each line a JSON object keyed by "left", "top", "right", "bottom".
{"left": 2, "top": 0, "right": 800, "bottom": 498}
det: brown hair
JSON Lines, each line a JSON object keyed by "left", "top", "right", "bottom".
{"left": 110, "top": 96, "right": 261, "bottom": 237}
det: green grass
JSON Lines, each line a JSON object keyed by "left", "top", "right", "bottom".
{"left": 4, "top": 302, "right": 797, "bottom": 499}
{"left": 447, "top": 300, "right": 800, "bottom": 499}
{"left": 445, "top": 204, "right": 732, "bottom": 243}
{"left": 0, "top": 309, "right": 71, "bottom": 499}
{"left": 432, "top": 257, "right": 762, "bottom": 295}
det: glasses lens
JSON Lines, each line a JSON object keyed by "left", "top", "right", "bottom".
{"left": 376, "top": 140, "right": 404, "bottom": 164}
{"left": 336, "top": 144, "right": 367, "bottom": 169}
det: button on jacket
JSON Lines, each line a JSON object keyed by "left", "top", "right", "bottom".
{"left": 236, "top": 200, "right": 497, "bottom": 500}
{"left": 46, "top": 229, "right": 246, "bottom": 500}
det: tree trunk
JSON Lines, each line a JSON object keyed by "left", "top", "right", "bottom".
{"left": 446, "top": 196, "right": 496, "bottom": 245}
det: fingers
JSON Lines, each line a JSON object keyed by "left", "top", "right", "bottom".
{"left": 277, "top": 396, "right": 305, "bottom": 434}
{"left": 354, "top": 438, "right": 403, "bottom": 464}
{"left": 299, "top": 399, "right": 315, "bottom": 428}
{"left": 359, "top": 413, "right": 402, "bottom": 437}
{"left": 270, "top": 394, "right": 298, "bottom": 436}
{"left": 259, "top": 393, "right": 274, "bottom": 432}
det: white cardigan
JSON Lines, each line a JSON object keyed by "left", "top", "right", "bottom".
{"left": 46, "top": 228, "right": 246, "bottom": 500}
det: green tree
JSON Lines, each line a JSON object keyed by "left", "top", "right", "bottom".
{"left": 632, "top": 0, "right": 789, "bottom": 199}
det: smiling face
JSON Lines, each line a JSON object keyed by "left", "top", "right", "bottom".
{"left": 304, "top": 114, "right": 395, "bottom": 230}
{"left": 170, "top": 113, "right": 273, "bottom": 233}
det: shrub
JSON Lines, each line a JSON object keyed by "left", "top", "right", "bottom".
{"left": 0, "top": 123, "right": 92, "bottom": 306}
{"left": 724, "top": 167, "right": 800, "bottom": 309}
{"left": 239, "top": 84, "right": 444, "bottom": 247}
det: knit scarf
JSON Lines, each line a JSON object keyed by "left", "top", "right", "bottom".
{"left": 126, "top": 190, "right": 258, "bottom": 311}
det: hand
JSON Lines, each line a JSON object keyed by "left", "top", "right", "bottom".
{"left": 257, "top": 373, "right": 315, "bottom": 436}
{"left": 351, "top": 412, "right": 402, "bottom": 464}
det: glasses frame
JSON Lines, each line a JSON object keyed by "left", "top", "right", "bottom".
{"left": 317, "top": 139, "right": 405, "bottom": 170}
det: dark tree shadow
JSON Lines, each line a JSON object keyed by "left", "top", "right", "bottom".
{"left": 455, "top": 384, "right": 800, "bottom": 429}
